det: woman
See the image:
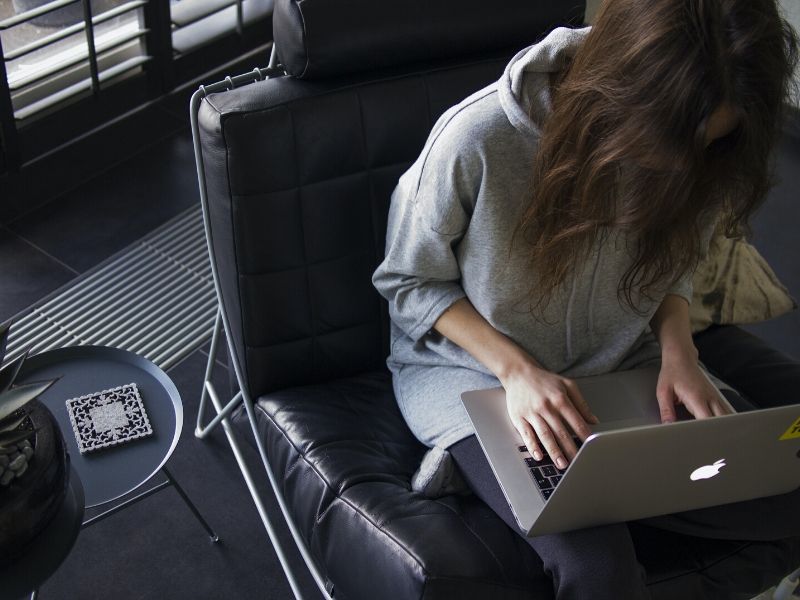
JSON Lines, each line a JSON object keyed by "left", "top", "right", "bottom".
{"left": 373, "top": 0, "right": 800, "bottom": 598}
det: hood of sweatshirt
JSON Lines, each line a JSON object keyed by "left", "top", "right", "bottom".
{"left": 499, "top": 26, "right": 591, "bottom": 136}
{"left": 498, "top": 26, "right": 598, "bottom": 362}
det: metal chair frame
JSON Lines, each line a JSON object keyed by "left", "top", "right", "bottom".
{"left": 190, "top": 44, "right": 334, "bottom": 600}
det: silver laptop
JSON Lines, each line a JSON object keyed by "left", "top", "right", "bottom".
{"left": 461, "top": 367, "right": 800, "bottom": 537}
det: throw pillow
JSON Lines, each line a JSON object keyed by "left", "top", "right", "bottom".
{"left": 690, "top": 229, "right": 796, "bottom": 333}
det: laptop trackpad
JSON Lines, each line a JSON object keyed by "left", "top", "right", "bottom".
{"left": 577, "top": 368, "right": 662, "bottom": 430}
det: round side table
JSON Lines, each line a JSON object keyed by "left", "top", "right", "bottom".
{"left": 17, "top": 346, "right": 217, "bottom": 535}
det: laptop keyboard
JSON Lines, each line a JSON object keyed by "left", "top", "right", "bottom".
{"left": 518, "top": 445, "right": 570, "bottom": 500}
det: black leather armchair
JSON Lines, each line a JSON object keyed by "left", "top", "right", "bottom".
{"left": 192, "top": 1, "right": 800, "bottom": 597}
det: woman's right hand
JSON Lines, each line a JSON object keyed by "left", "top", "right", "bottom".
{"left": 501, "top": 361, "right": 599, "bottom": 470}
{"left": 430, "top": 297, "right": 599, "bottom": 469}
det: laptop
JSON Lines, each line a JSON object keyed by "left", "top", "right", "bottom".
{"left": 461, "top": 367, "right": 800, "bottom": 536}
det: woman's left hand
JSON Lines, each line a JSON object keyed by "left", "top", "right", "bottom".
{"left": 656, "top": 357, "right": 732, "bottom": 422}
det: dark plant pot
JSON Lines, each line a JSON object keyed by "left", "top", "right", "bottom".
{"left": 0, "top": 400, "right": 70, "bottom": 567}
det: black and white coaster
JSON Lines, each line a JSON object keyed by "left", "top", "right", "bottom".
{"left": 65, "top": 383, "right": 153, "bottom": 454}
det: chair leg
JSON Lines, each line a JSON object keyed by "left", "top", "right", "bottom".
{"left": 195, "top": 310, "right": 243, "bottom": 439}
{"left": 162, "top": 467, "right": 219, "bottom": 543}
{"left": 204, "top": 382, "right": 315, "bottom": 599}
{"left": 196, "top": 309, "right": 223, "bottom": 438}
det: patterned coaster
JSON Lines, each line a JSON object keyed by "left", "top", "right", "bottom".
{"left": 65, "top": 383, "right": 153, "bottom": 454}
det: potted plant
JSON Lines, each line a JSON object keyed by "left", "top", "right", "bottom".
{"left": 0, "top": 323, "right": 69, "bottom": 566}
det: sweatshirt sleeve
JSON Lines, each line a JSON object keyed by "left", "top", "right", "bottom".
{"left": 372, "top": 121, "right": 480, "bottom": 342}
{"left": 666, "top": 271, "right": 694, "bottom": 305}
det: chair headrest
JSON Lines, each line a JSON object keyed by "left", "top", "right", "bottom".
{"left": 273, "top": 0, "right": 586, "bottom": 79}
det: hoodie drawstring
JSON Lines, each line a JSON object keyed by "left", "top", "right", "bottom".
{"left": 587, "top": 242, "right": 603, "bottom": 343}
{"left": 565, "top": 272, "right": 578, "bottom": 363}
{"left": 566, "top": 240, "right": 604, "bottom": 363}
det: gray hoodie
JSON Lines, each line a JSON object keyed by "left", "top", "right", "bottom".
{"left": 372, "top": 26, "right": 707, "bottom": 450}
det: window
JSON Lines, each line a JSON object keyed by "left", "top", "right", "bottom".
{"left": 1, "top": 0, "right": 148, "bottom": 118}
{"left": 0, "top": 0, "right": 272, "bottom": 173}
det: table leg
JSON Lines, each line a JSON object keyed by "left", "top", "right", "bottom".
{"left": 162, "top": 467, "right": 219, "bottom": 542}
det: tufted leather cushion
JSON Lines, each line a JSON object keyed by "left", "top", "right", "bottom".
{"left": 199, "top": 56, "right": 509, "bottom": 399}
{"left": 273, "top": 0, "right": 585, "bottom": 80}
{"left": 232, "top": 367, "right": 800, "bottom": 599}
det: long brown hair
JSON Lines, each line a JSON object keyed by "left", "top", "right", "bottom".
{"left": 516, "top": 0, "right": 798, "bottom": 313}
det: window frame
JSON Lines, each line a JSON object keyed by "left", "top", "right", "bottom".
{"left": 0, "top": 0, "right": 272, "bottom": 174}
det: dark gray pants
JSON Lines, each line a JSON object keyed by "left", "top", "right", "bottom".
{"left": 449, "top": 433, "right": 800, "bottom": 600}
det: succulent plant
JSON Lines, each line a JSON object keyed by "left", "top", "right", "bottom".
{"left": 0, "top": 324, "right": 59, "bottom": 487}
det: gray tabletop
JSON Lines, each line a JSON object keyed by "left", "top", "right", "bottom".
{"left": 18, "top": 346, "right": 183, "bottom": 508}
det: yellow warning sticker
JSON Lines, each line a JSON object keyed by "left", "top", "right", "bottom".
{"left": 779, "top": 417, "right": 800, "bottom": 441}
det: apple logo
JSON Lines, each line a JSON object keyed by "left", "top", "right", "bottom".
{"left": 690, "top": 459, "right": 726, "bottom": 481}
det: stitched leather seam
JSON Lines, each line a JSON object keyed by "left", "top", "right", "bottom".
{"left": 431, "top": 496, "right": 510, "bottom": 581}
{"left": 330, "top": 375, "right": 509, "bottom": 581}
{"left": 253, "top": 401, "right": 431, "bottom": 577}
{"left": 272, "top": 382, "right": 415, "bottom": 492}
{"left": 287, "top": 105, "right": 317, "bottom": 379}
{"left": 381, "top": 498, "right": 511, "bottom": 582}
{"left": 244, "top": 321, "right": 380, "bottom": 350}
{"left": 353, "top": 82, "right": 386, "bottom": 371}
{"left": 357, "top": 81, "right": 393, "bottom": 364}
{"left": 238, "top": 248, "right": 374, "bottom": 276}
{"left": 219, "top": 100, "right": 252, "bottom": 399}
{"left": 337, "top": 383, "right": 407, "bottom": 492}
{"left": 230, "top": 167, "right": 404, "bottom": 199}
{"left": 214, "top": 56, "right": 508, "bottom": 118}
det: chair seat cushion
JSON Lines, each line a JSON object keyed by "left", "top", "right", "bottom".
{"left": 234, "top": 369, "right": 800, "bottom": 599}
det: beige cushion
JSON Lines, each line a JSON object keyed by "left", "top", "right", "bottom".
{"left": 690, "top": 229, "right": 797, "bottom": 333}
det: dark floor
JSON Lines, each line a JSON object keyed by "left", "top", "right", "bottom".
{"left": 1, "top": 110, "right": 799, "bottom": 600}
{"left": 35, "top": 344, "right": 314, "bottom": 600}
{"left": 0, "top": 128, "right": 198, "bottom": 322}
{"left": 3, "top": 127, "right": 316, "bottom": 600}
